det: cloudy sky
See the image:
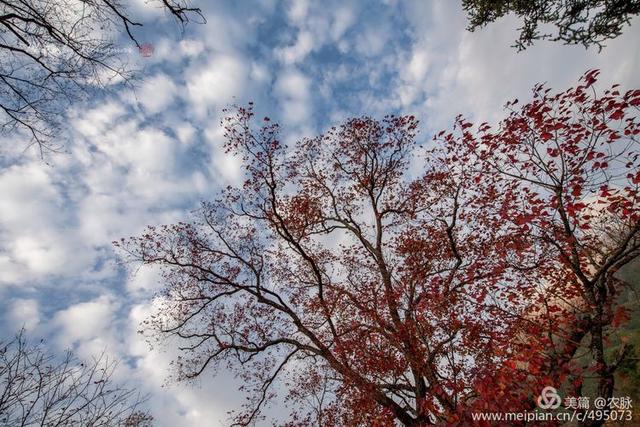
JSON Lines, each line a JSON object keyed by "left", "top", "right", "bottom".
{"left": 1, "top": 0, "right": 639, "bottom": 425}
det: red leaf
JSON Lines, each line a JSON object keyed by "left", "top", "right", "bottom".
{"left": 610, "top": 110, "right": 624, "bottom": 120}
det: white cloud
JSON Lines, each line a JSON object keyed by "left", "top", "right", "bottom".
{"left": 6, "top": 299, "right": 40, "bottom": 331}
{"left": 54, "top": 295, "right": 116, "bottom": 342}
{"left": 250, "top": 62, "right": 270, "bottom": 83}
{"left": 406, "top": 49, "right": 430, "bottom": 84}
{"left": 204, "top": 125, "right": 242, "bottom": 184}
{"left": 331, "top": 5, "right": 356, "bottom": 40}
{"left": 185, "top": 54, "right": 248, "bottom": 118}
{"left": 97, "top": 125, "right": 176, "bottom": 175}
{"left": 274, "top": 68, "right": 312, "bottom": 125}
{"left": 127, "top": 264, "right": 164, "bottom": 294}
{"left": 137, "top": 73, "right": 178, "bottom": 114}
{"left": 286, "top": 0, "right": 310, "bottom": 24}
{"left": 275, "top": 0, "right": 358, "bottom": 63}
{"left": 179, "top": 39, "right": 206, "bottom": 57}
{"left": 276, "top": 30, "right": 314, "bottom": 64}
{"left": 0, "top": 164, "right": 59, "bottom": 229}
{"left": 72, "top": 101, "right": 128, "bottom": 138}
{"left": 354, "top": 23, "right": 391, "bottom": 57}
{"left": 0, "top": 164, "right": 93, "bottom": 284}
{"left": 127, "top": 302, "right": 242, "bottom": 427}
{"left": 175, "top": 122, "right": 197, "bottom": 144}
{"left": 52, "top": 295, "right": 122, "bottom": 360}
{"left": 9, "top": 232, "right": 88, "bottom": 275}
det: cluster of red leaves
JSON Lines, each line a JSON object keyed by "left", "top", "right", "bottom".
{"left": 117, "top": 71, "right": 639, "bottom": 426}
{"left": 438, "top": 69, "right": 640, "bottom": 424}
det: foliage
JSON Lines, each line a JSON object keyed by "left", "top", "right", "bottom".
{"left": 119, "top": 71, "right": 640, "bottom": 426}
{"left": 448, "top": 69, "right": 640, "bottom": 423}
{"left": 463, "top": 0, "right": 640, "bottom": 50}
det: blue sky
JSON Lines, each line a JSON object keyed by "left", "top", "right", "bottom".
{"left": 1, "top": 0, "right": 639, "bottom": 425}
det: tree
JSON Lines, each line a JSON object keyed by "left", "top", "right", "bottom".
{"left": 441, "top": 70, "right": 640, "bottom": 425}
{"left": 0, "top": 0, "right": 202, "bottom": 155}
{"left": 0, "top": 330, "right": 152, "bottom": 426}
{"left": 119, "top": 72, "right": 640, "bottom": 426}
{"left": 462, "top": 0, "right": 640, "bottom": 51}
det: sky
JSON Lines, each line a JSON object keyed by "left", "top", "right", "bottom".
{"left": 1, "top": 0, "right": 639, "bottom": 425}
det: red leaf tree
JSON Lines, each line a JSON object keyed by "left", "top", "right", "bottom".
{"left": 444, "top": 69, "right": 640, "bottom": 423}
{"left": 118, "top": 72, "right": 639, "bottom": 426}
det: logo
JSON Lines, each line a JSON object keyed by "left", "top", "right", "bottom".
{"left": 537, "top": 386, "right": 562, "bottom": 410}
{"left": 138, "top": 42, "right": 154, "bottom": 58}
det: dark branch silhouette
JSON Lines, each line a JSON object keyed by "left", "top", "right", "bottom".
{"left": 0, "top": 329, "right": 152, "bottom": 426}
{"left": 463, "top": 0, "right": 640, "bottom": 51}
{"left": 0, "top": 0, "right": 203, "bottom": 156}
